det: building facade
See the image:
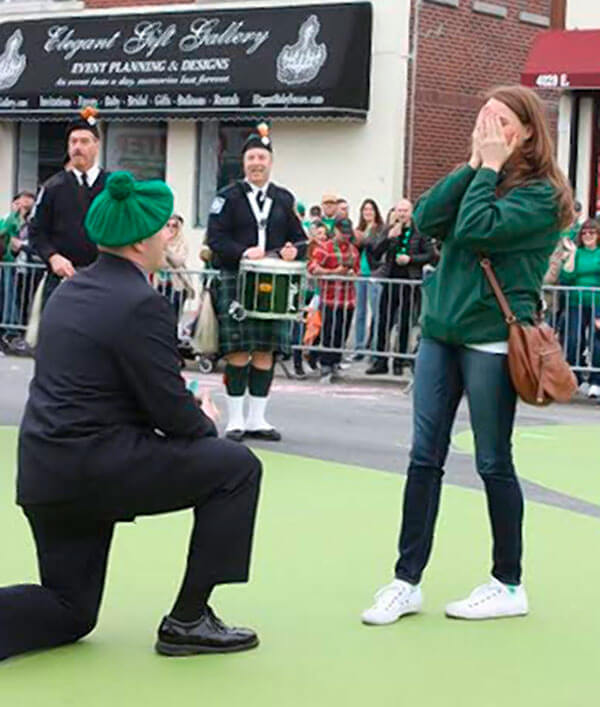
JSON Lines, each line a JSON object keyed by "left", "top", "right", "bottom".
{"left": 405, "top": 0, "right": 564, "bottom": 202}
{"left": 0, "top": 0, "right": 410, "bottom": 262}
{"left": 522, "top": 1, "right": 600, "bottom": 217}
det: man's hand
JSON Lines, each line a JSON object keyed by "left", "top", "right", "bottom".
{"left": 200, "top": 391, "right": 220, "bottom": 423}
{"left": 388, "top": 223, "right": 403, "bottom": 239}
{"left": 10, "top": 237, "right": 22, "bottom": 253}
{"left": 49, "top": 253, "right": 75, "bottom": 278}
{"left": 243, "top": 246, "right": 265, "bottom": 260}
{"left": 396, "top": 254, "right": 411, "bottom": 266}
{"left": 280, "top": 242, "right": 298, "bottom": 261}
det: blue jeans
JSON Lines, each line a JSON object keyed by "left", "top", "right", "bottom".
{"left": 564, "top": 305, "right": 600, "bottom": 385}
{"left": 1, "top": 266, "right": 20, "bottom": 336}
{"left": 395, "top": 338, "right": 522, "bottom": 585}
{"left": 354, "top": 278, "right": 381, "bottom": 351}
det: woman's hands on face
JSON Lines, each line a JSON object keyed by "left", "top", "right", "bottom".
{"left": 477, "top": 112, "right": 517, "bottom": 173}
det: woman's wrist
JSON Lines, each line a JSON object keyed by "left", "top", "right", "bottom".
{"left": 481, "top": 162, "right": 502, "bottom": 173}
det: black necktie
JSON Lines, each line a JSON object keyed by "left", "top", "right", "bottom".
{"left": 81, "top": 172, "right": 89, "bottom": 189}
{"left": 256, "top": 190, "right": 265, "bottom": 211}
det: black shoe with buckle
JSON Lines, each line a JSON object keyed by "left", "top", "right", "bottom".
{"left": 244, "top": 428, "right": 282, "bottom": 441}
{"left": 155, "top": 608, "right": 259, "bottom": 656}
{"left": 225, "top": 429, "right": 245, "bottom": 442}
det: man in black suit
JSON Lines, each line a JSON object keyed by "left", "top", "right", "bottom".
{"left": 29, "top": 108, "right": 109, "bottom": 307}
{"left": 207, "top": 124, "right": 306, "bottom": 442}
{"left": 0, "top": 172, "right": 262, "bottom": 661}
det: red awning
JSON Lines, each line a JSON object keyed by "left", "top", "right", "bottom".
{"left": 522, "top": 29, "right": 600, "bottom": 90}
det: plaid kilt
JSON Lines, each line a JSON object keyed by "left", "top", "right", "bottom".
{"left": 214, "top": 273, "right": 292, "bottom": 355}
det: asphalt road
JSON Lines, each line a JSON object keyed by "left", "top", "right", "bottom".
{"left": 1, "top": 355, "right": 598, "bottom": 519}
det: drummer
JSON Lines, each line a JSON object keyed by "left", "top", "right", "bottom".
{"left": 207, "top": 124, "right": 306, "bottom": 442}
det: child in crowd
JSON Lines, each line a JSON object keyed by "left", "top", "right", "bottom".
{"left": 307, "top": 218, "right": 359, "bottom": 383}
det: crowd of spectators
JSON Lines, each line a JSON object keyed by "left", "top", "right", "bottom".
{"left": 292, "top": 192, "right": 437, "bottom": 382}
{"left": 544, "top": 201, "right": 600, "bottom": 398}
{"left": 3, "top": 182, "right": 600, "bottom": 391}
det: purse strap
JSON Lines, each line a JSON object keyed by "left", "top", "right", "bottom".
{"left": 479, "top": 257, "right": 517, "bottom": 325}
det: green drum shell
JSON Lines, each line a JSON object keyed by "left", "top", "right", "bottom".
{"left": 239, "top": 260, "right": 306, "bottom": 321}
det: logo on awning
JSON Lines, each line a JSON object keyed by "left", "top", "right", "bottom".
{"left": 0, "top": 30, "right": 27, "bottom": 91}
{"left": 277, "top": 15, "right": 327, "bottom": 86}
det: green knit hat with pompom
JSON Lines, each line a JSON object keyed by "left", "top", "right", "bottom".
{"left": 85, "top": 171, "right": 174, "bottom": 247}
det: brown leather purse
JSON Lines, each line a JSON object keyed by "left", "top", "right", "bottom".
{"left": 479, "top": 257, "right": 577, "bottom": 406}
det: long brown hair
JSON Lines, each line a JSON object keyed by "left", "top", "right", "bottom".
{"left": 357, "top": 198, "right": 383, "bottom": 232}
{"left": 484, "top": 85, "right": 574, "bottom": 230}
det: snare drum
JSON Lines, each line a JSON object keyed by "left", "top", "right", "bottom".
{"left": 238, "top": 257, "right": 306, "bottom": 320}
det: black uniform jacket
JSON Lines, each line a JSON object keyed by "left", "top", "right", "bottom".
{"left": 17, "top": 253, "right": 216, "bottom": 506}
{"left": 29, "top": 169, "right": 108, "bottom": 267}
{"left": 206, "top": 180, "right": 306, "bottom": 270}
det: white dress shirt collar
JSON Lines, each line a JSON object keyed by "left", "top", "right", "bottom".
{"left": 72, "top": 163, "right": 101, "bottom": 187}
{"left": 245, "top": 179, "right": 270, "bottom": 196}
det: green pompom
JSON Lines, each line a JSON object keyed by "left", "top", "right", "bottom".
{"left": 107, "top": 171, "right": 135, "bottom": 201}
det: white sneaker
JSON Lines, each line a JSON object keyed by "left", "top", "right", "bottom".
{"left": 587, "top": 384, "right": 600, "bottom": 398}
{"left": 445, "top": 577, "right": 528, "bottom": 620}
{"left": 361, "top": 579, "right": 423, "bottom": 625}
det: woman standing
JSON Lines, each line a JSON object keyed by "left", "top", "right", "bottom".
{"left": 155, "top": 214, "right": 194, "bottom": 325}
{"left": 362, "top": 86, "right": 573, "bottom": 624}
{"left": 353, "top": 199, "right": 384, "bottom": 359}
{"left": 561, "top": 219, "right": 600, "bottom": 397}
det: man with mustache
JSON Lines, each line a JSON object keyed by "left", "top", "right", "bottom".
{"left": 207, "top": 124, "right": 306, "bottom": 442}
{"left": 29, "top": 108, "right": 108, "bottom": 308}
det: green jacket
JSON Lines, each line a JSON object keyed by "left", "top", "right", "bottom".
{"left": 415, "top": 165, "right": 560, "bottom": 345}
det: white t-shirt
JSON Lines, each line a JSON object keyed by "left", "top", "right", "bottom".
{"left": 465, "top": 341, "right": 508, "bottom": 355}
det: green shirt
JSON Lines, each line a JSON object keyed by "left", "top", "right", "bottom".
{"left": 561, "top": 247, "right": 600, "bottom": 309}
{"left": 414, "top": 165, "right": 560, "bottom": 345}
{"left": 322, "top": 217, "right": 336, "bottom": 235}
{"left": 0, "top": 211, "right": 22, "bottom": 263}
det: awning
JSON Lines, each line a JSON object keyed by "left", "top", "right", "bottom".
{"left": 522, "top": 29, "right": 600, "bottom": 90}
{"left": 0, "top": 3, "right": 372, "bottom": 120}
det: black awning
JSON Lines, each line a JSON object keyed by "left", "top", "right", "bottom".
{"left": 0, "top": 3, "right": 372, "bottom": 120}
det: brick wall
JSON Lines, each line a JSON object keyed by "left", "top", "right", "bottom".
{"left": 405, "top": 0, "right": 562, "bottom": 201}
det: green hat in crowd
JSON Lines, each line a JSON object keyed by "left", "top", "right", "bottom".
{"left": 85, "top": 171, "right": 174, "bottom": 248}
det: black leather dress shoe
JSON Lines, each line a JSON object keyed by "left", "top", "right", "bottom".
{"left": 225, "top": 429, "right": 245, "bottom": 442}
{"left": 244, "top": 428, "right": 282, "bottom": 441}
{"left": 365, "top": 361, "right": 388, "bottom": 375}
{"left": 155, "top": 608, "right": 259, "bottom": 656}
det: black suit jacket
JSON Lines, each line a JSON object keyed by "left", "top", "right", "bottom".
{"left": 29, "top": 169, "right": 108, "bottom": 267}
{"left": 206, "top": 181, "right": 306, "bottom": 270}
{"left": 17, "top": 253, "right": 216, "bottom": 505}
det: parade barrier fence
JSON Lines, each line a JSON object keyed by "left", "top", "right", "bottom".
{"left": 2, "top": 263, "right": 600, "bottom": 377}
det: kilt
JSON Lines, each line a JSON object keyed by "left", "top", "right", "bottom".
{"left": 214, "top": 272, "right": 292, "bottom": 355}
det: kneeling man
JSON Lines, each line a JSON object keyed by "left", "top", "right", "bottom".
{"left": 0, "top": 172, "right": 262, "bottom": 661}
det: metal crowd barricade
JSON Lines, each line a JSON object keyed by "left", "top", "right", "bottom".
{"left": 3, "top": 260, "right": 600, "bottom": 382}
{"left": 0, "top": 262, "right": 46, "bottom": 335}
{"left": 291, "top": 274, "right": 423, "bottom": 365}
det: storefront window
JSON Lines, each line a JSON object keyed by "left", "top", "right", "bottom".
{"left": 196, "top": 121, "right": 254, "bottom": 227}
{"left": 16, "top": 121, "right": 69, "bottom": 192}
{"left": 104, "top": 122, "right": 167, "bottom": 181}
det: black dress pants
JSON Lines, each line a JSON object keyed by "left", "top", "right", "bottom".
{"left": 373, "top": 283, "right": 415, "bottom": 364}
{"left": 0, "top": 436, "right": 262, "bottom": 661}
